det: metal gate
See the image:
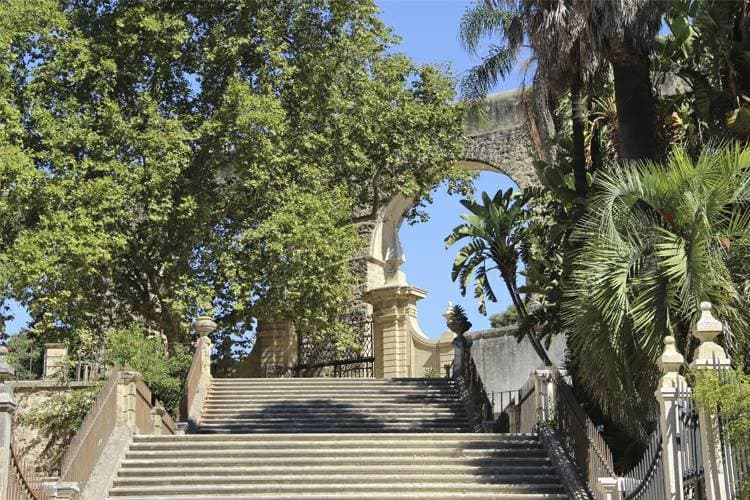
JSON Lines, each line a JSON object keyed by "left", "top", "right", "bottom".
{"left": 294, "top": 318, "right": 374, "bottom": 378}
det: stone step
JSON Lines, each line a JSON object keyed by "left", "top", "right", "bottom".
{"left": 210, "top": 378, "right": 452, "bottom": 384}
{"left": 199, "top": 415, "right": 468, "bottom": 424}
{"left": 120, "top": 455, "right": 551, "bottom": 468}
{"left": 109, "top": 493, "right": 568, "bottom": 499}
{"left": 124, "top": 447, "right": 549, "bottom": 460}
{"left": 132, "top": 433, "right": 537, "bottom": 442}
{"left": 108, "top": 482, "right": 566, "bottom": 496}
{"left": 113, "top": 473, "right": 562, "bottom": 487}
{"left": 203, "top": 397, "right": 460, "bottom": 405}
{"left": 195, "top": 426, "right": 473, "bottom": 434}
{"left": 127, "top": 438, "right": 542, "bottom": 451}
{"left": 204, "top": 393, "right": 459, "bottom": 400}
{"left": 200, "top": 409, "right": 467, "bottom": 418}
{"left": 116, "top": 464, "right": 556, "bottom": 477}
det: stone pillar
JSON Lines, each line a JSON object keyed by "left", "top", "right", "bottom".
{"left": 364, "top": 285, "right": 426, "bottom": 378}
{"left": 150, "top": 403, "right": 166, "bottom": 436}
{"left": 655, "top": 336, "right": 686, "bottom": 500}
{"left": 444, "top": 304, "right": 472, "bottom": 378}
{"left": 597, "top": 477, "right": 622, "bottom": 500}
{"left": 195, "top": 316, "right": 217, "bottom": 379}
{"left": 0, "top": 346, "right": 16, "bottom": 498}
{"left": 690, "top": 302, "right": 731, "bottom": 500}
{"left": 117, "top": 370, "right": 140, "bottom": 428}
{"left": 44, "top": 342, "right": 68, "bottom": 378}
{"left": 256, "top": 321, "right": 297, "bottom": 377}
{"left": 532, "top": 369, "right": 554, "bottom": 423}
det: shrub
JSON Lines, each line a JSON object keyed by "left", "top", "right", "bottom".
{"left": 104, "top": 326, "right": 192, "bottom": 415}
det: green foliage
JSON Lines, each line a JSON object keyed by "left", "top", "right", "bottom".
{"left": 0, "top": 0, "right": 464, "bottom": 364}
{"left": 565, "top": 144, "right": 750, "bottom": 438}
{"left": 20, "top": 384, "right": 101, "bottom": 474}
{"left": 489, "top": 304, "right": 518, "bottom": 328}
{"left": 655, "top": 0, "right": 750, "bottom": 147}
{"left": 7, "top": 330, "right": 43, "bottom": 379}
{"left": 694, "top": 368, "right": 750, "bottom": 496}
{"left": 423, "top": 367, "right": 439, "bottom": 378}
{"left": 104, "top": 326, "right": 192, "bottom": 415}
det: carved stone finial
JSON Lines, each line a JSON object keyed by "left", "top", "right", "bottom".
{"left": 0, "top": 345, "right": 14, "bottom": 383}
{"left": 695, "top": 302, "right": 723, "bottom": 342}
{"left": 692, "top": 301, "right": 729, "bottom": 367}
{"left": 195, "top": 316, "right": 217, "bottom": 338}
{"left": 659, "top": 336, "right": 684, "bottom": 373}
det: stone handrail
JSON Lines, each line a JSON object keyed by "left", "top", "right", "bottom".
{"left": 178, "top": 339, "right": 203, "bottom": 421}
{"left": 178, "top": 316, "right": 216, "bottom": 430}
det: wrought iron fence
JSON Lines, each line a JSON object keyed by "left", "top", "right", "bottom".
{"left": 554, "top": 376, "right": 617, "bottom": 500}
{"left": 621, "top": 428, "right": 666, "bottom": 500}
{"left": 462, "top": 347, "right": 493, "bottom": 426}
{"left": 8, "top": 432, "right": 50, "bottom": 500}
{"left": 677, "top": 383, "right": 705, "bottom": 500}
{"left": 295, "top": 319, "right": 374, "bottom": 378}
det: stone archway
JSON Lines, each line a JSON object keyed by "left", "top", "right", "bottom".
{"left": 360, "top": 88, "right": 540, "bottom": 378}
{"left": 364, "top": 88, "right": 538, "bottom": 297}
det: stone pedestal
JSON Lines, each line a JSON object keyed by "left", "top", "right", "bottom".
{"left": 256, "top": 321, "right": 297, "bottom": 377}
{"left": 655, "top": 336, "right": 687, "bottom": 500}
{"left": 364, "top": 285, "right": 426, "bottom": 378}
{"left": 44, "top": 343, "right": 68, "bottom": 378}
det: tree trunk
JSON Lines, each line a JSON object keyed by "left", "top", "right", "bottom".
{"left": 611, "top": 46, "right": 658, "bottom": 162}
{"left": 501, "top": 272, "right": 554, "bottom": 367}
{"left": 571, "top": 76, "right": 587, "bottom": 197}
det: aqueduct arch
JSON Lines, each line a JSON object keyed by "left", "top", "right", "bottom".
{"left": 363, "top": 88, "right": 539, "bottom": 299}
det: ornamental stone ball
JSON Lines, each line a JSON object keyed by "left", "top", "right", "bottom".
{"left": 195, "top": 316, "right": 217, "bottom": 338}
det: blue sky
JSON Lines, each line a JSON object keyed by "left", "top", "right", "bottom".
{"left": 4, "top": 1, "right": 525, "bottom": 338}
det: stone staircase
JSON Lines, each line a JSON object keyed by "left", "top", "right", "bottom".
{"left": 199, "top": 377, "right": 472, "bottom": 433}
{"left": 107, "top": 378, "right": 569, "bottom": 499}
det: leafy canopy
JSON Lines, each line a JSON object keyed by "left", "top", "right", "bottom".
{"left": 0, "top": 0, "right": 465, "bottom": 357}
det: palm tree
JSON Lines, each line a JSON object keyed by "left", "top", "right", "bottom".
{"left": 460, "top": 0, "right": 594, "bottom": 197}
{"left": 461, "top": 0, "right": 666, "bottom": 163}
{"left": 564, "top": 143, "right": 750, "bottom": 437}
{"left": 575, "top": 0, "right": 664, "bottom": 161}
{"left": 445, "top": 188, "right": 553, "bottom": 365}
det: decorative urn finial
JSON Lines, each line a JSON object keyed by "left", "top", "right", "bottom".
{"left": 444, "top": 303, "right": 471, "bottom": 337}
{"left": 195, "top": 316, "right": 217, "bottom": 338}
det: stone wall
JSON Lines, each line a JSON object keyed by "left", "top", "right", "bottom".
{"left": 10, "top": 380, "right": 97, "bottom": 476}
{"left": 467, "top": 326, "right": 567, "bottom": 400}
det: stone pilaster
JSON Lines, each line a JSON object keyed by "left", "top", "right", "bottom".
{"left": 256, "top": 321, "right": 297, "bottom": 376}
{"left": 0, "top": 383, "right": 16, "bottom": 498}
{"left": 690, "top": 302, "right": 731, "bottom": 500}
{"left": 655, "top": 336, "right": 686, "bottom": 500}
{"left": 364, "top": 285, "right": 426, "bottom": 378}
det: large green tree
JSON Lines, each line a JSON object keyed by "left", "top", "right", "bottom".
{"left": 0, "top": 0, "right": 464, "bottom": 356}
